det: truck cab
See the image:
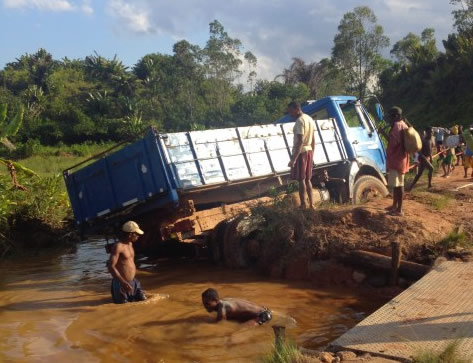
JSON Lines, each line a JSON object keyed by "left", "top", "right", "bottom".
{"left": 276, "top": 95, "right": 387, "bottom": 202}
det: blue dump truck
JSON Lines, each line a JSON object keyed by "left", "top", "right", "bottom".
{"left": 64, "top": 95, "right": 388, "bottom": 261}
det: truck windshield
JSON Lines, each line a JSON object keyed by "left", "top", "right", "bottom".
{"left": 340, "top": 102, "right": 372, "bottom": 132}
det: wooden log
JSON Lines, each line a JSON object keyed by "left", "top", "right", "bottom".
{"left": 349, "top": 250, "right": 430, "bottom": 280}
{"left": 391, "top": 242, "right": 402, "bottom": 286}
{"left": 272, "top": 325, "right": 286, "bottom": 348}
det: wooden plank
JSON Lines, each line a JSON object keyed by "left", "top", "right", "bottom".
{"left": 331, "top": 262, "right": 473, "bottom": 361}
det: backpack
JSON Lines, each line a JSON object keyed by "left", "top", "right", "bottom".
{"left": 402, "top": 118, "right": 422, "bottom": 154}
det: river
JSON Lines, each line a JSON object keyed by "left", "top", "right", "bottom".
{"left": 0, "top": 240, "right": 385, "bottom": 362}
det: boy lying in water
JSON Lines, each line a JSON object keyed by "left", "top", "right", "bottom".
{"left": 202, "top": 288, "right": 272, "bottom": 325}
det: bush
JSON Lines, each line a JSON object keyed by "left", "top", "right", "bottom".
{"left": 0, "top": 172, "right": 73, "bottom": 257}
{"left": 14, "top": 138, "right": 41, "bottom": 158}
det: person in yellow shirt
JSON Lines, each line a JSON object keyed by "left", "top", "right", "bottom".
{"left": 287, "top": 101, "right": 316, "bottom": 209}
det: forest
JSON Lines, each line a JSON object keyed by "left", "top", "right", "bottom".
{"left": 1, "top": 1, "right": 473, "bottom": 153}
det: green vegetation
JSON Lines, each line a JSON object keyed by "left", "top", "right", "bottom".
{"left": 437, "top": 229, "right": 472, "bottom": 252}
{"left": 261, "top": 340, "right": 305, "bottom": 363}
{"left": 0, "top": 172, "right": 73, "bottom": 257}
{"left": 380, "top": 1, "right": 473, "bottom": 129}
{"left": 414, "top": 341, "right": 470, "bottom": 363}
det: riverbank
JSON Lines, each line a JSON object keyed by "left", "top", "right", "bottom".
{"left": 243, "top": 167, "right": 473, "bottom": 290}
{"left": 0, "top": 142, "right": 112, "bottom": 257}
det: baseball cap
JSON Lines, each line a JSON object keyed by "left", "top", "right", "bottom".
{"left": 121, "top": 221, "right": 144, "bottom": 235}
{"left": 389, "top": 106, "right": 402, "bottom": 116}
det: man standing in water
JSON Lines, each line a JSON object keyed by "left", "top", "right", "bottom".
{"left": 108, "top": 221, "right": 147, "bottom": 304}
{"left": 287, "top": 101, "right": 316, "bottom": 209}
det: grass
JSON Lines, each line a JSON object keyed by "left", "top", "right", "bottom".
{"left": 261, "top": 340, "right": 305, "bottom": 363}
{"left": 437, "top": 230, "right": 472, "bottom": 252}
{"left": 0, "top": 141, "right": 116, "bottom": 177}
{"left": 409, "top": 190, "right": 453, "bottom": 211}
{"left": 414, "top": 341, "right": 470, "bottom": 363}
{"left": 432, "top": 194, "right": 454, "bottom": 210}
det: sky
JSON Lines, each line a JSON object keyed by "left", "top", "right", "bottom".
{"left": 0, "top": 0, "right": 456, "bottom": 80}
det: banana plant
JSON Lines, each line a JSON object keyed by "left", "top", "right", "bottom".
{"left": 0, "top": 158, "right": 39, "bottom": 191}
{"left": 0, "top": 103, "right": 24, "bottom": 151}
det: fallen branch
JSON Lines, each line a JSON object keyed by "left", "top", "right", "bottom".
{"left": 348, "top": 250, "right": 431, "bottom": 280}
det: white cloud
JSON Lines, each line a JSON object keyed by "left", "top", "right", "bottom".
{"left": 107, "top": 0, "right": 152, "bottom": 33}
{"left": 104, "top": 0, "right": 454, "bottom": 79}
{"left": 3, "top": 0, "right": 94, "bottom": 13}
{"left": 80, "top": 0, "right": 93, "bottom": 14}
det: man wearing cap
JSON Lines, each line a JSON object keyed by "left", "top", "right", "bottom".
{"left": 107, "top": 221, "right": 147, "bottom": 304}
{"left": 386, "top": 106, "right": 409, "bottom": 216}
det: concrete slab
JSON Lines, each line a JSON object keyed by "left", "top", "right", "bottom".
{"left": 331, "top": 261, "right": 473, "bottom": 361}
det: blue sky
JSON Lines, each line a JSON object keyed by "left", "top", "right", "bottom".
{"left": 0, "top": 0, "right": 456, "bottom": 79}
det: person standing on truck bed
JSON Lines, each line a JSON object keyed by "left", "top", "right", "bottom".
{"left": 107, "top": 221, "right": 147, "bottom": 304}
{"left": 385, "top": 106, "right": 409, "bottom": 216}
{"left": 287, "top": 101, "right": 316, "bottom": 209}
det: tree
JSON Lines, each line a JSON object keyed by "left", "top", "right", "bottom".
{"left": 332, "top": 6, "right": 390, "bottom": 99}
{"left": 451, "top": 0, "right": 473, "bottom": 35}
{"left": 244, "top": 51, "right": 257, "bottom": 93}
{"left": 202, "top": 20, "right": 243, "bottom": 124}
{"left": 390, "top": 28, "right": 438, "bottom": 67}
{"left": 276, "top": 57, "right": 344, "bottom": 99}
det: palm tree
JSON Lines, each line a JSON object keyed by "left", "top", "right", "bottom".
{"left": 275, "top": 58, "right": 331, "bottom": 99}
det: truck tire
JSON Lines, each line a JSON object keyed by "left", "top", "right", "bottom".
{"left": 352, "top": 175, "right": 388, "bottom": 204}
{"left": 208, "top": 220, "right": 228, "bottom": 264}
{"left": 223, "top": 217, "right": 249, "bottom": 269}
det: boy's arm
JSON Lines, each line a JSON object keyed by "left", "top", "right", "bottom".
{"left": 216, "top": 302, "right": 227, "bottom": 321}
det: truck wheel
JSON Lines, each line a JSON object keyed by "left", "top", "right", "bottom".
{"left": 352, "top": 175, "right": 388, "bottom": 204}
{"left": 208, "top": 220, "right": 228, "bottom": 264}
{"left": 223, "top": 217, "right": 249, "bottom": 269}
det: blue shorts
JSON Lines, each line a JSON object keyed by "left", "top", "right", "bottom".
{"left": 111, "top": 278, "right": 146, "bottom": 304}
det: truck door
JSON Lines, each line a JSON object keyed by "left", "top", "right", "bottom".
{"left": 339, "top": 100, "right": 386, "bottom": 173}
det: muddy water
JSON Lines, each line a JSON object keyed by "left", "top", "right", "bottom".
{"left": 0, "top": 241, "right": 384, "bottom": 362}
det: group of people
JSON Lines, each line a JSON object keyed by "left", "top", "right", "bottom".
{"left": 409, "top": 124, "right": 473, "bottom": 188}
{"left": 381, "top": 107, "right": 473, "bottom": 216}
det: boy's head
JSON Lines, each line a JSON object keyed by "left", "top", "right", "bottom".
{"left": 202, "top": 288, "right": 219, "bottom": 312}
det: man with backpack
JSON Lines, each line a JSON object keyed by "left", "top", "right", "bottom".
{"left": 385, "top": 106, "right": 409, "bottom": 216}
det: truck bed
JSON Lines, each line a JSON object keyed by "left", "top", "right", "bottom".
{"left": 64, "top": 119, "right": 347, "bottom": 232}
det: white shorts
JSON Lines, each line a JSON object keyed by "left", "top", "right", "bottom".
{"left": 388, "top": 170, "right": 405, "bottom": 188}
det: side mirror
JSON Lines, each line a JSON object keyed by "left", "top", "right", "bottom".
{"left": 375, "top": 103, "right": 384, "bottom": 121}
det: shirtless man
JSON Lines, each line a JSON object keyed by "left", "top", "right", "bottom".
{"left": 202, "top": 288, "right": 271, "bottom": 325}
{"left": 108, "top": 221, "right": 146, "bottom": 304}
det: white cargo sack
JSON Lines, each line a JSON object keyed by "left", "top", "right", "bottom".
{"left": 403, "top": 120, "right": 422, "bottom": 154}
{"left": 445, "top": 135, "right": 460, "bottom": 149}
